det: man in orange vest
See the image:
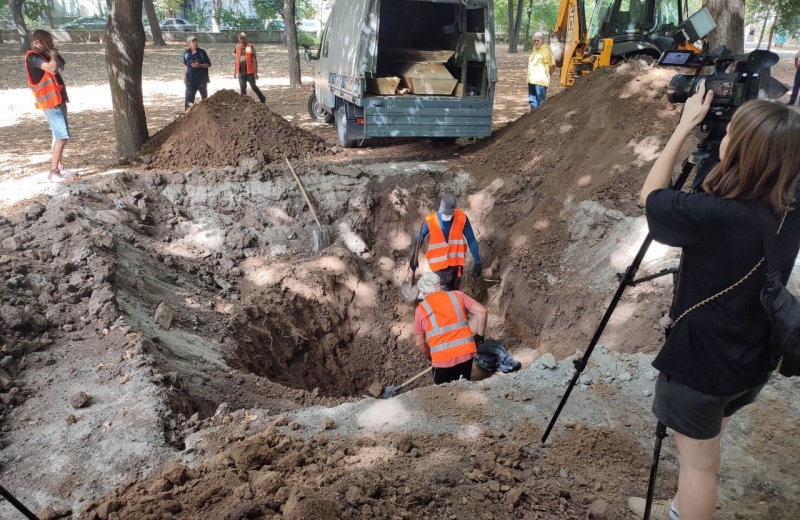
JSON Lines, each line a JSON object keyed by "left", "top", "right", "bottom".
{"left": 414, "top": 272, "right": 487, "bottom": 384}
{"left": 25, "top": 29, "right": 70, "bottom": 181}
{"left": 234, "top": 32, "right": 266, "bottom": 104}
{"left": 410, "top": 194, "right": 482, "bottom": 291}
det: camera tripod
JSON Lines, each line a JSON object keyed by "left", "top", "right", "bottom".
{"left": 540, "top": 147, "right": 713, "bottom": 520}
{"left": 0, "top": 483, "right": 38, "bottom": 519}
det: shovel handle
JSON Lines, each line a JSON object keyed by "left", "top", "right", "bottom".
{"left": 396, "top": 366, "right": 433, "bottom": 391}
{"left": 285, "top": 158, "right": 323, "bottom": 230}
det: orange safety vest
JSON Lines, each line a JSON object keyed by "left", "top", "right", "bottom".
{"left": 25, "top": 50, "right": 63, "bottom": 110}
{"left": 235, "top": 43, "right": 256, "bottom": 75}
{"left": 419, "top": 291, "right": 477, "bottom": 365}
{"left": 425, "top": 209, "right": 468, "bottom": 272}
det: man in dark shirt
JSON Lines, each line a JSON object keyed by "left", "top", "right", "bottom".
{"left": 183, "top": 35, "right": 211, "bottom": 110}
{"left": 25, "top": 29, "right": 70, "bottom": 181}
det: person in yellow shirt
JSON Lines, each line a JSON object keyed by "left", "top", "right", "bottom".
{"left": 527, "top": 32, "right": 555, "bottom": 109}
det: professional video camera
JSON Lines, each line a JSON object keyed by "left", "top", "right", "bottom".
{"left": 656, "top": 8, "right": 781, "bottom": 141}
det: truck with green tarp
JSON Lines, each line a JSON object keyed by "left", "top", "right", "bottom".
{"left": 306, "top": 0, "right": 498, "bottom": 147}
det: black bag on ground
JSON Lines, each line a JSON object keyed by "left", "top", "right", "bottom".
{"left": 475, "top": 340, "right": 522, "bottom": 374}
{"left": 756, "top": 205, "right": 800, "bottom": 377}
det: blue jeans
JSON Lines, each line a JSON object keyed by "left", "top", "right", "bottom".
{"left": 528, "top": 83, "right": 547, "bottom": 109}
{"left": 789, "top": 68, "right": 800, "bottom": 105}
{"left": 43, "top": 103, "right": 70, "bottom": 140}
{"left": 185, "top": 82, "right": 208, "bottom": 110}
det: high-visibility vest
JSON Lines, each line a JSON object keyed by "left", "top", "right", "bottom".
{"left": 25, "top": 50, "right": 63, "bottom": 110}
{"left": 235, "top": 43, "right": 256, "bottom": 75}
{"left": 425, "top": 209, "right": 468, "bottom": 271}
{"left": 420, "top": 291, "right": 477, "bottom": 365}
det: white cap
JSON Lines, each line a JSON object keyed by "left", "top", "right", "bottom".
{"left": 417, "top": 272, "right": 441, "bottom": 297}
{"left": 186, "top": 35, "right": 197, "bottom": 42}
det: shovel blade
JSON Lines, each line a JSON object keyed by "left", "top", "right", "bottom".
{"left": 313, "top": 226, "right": 332, "bottom": 252}
{"left": 400, "top": 281, "right": 419, "bottom": 303}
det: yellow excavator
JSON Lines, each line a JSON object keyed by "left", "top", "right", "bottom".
{"left": 551, "top": 0, "right": 711, "bottom": 87}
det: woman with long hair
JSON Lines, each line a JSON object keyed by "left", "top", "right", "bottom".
{"left": 628, "top": 84, "right": 800, "bottom": 520}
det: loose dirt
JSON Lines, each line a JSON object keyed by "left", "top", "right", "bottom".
{"left": 0, "top": 48, "right": 798, "bottom": 520}
{"left": 138, "top": 90, "right": 330, "bottom": 170}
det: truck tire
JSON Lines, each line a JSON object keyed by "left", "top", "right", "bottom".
{"left": 308, "top": 92, "right": 334, "bottom": 124}
{"left": 336, "top": 105, "right": 358, "bottom": 148}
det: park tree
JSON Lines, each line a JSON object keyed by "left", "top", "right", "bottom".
{"left": 144, "top": 0, "right": 166, "bottom": 46}
{"left": 284, "top": 0, "right": 302, "bottom": 87}
{"left": 7, "top": 0, "right": 30, "bottom": 51}
{"left": 507, "top": 0, "right": 524, "bottom": 52}
{"left": 105, "top": 0, "right": 148, "bottom": 158}
{"left": 704, "top": 0, "right": 745, "bottom": 52}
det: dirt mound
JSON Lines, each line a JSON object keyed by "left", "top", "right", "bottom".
{"left": 79, "top": 422, "right": 670, "bottom": 520}
{"left": 457, "top": 62, "right": 681, "bottom": 357}
{"left": 139, "top": 89, "right": 330, "bottom": 170}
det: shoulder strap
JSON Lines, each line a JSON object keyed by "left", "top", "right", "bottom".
{"left": 754, "top": 203, "right": 782, "bottom": 279}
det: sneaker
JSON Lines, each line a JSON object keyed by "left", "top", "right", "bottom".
{"left": 57, "top": 167, "right": 74, "bottom": 177}
{"left": 48, "top": 169, "right": 65, "bottom": 182}
{"left": 628, "top": 497, "right": 672, "bottom": 520}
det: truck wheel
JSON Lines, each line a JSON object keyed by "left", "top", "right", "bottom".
{"left": 308, "top": 92, "right": 334, "bottom": 124}
{"left": 336, "top": 105, "right": 357, "bottom": 148}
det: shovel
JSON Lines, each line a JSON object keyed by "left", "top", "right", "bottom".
{"left": 400, "top": 224, "right": 425, "bottom": 303}
{"left": 381, "top": 366, "right": 433, "bottom": 398}
{"left": 285, "top": 158, "right": 331, "bottom": 251}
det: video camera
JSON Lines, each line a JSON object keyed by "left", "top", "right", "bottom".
{"left": 657, "top": 9, "right": 781, "bottom": 141}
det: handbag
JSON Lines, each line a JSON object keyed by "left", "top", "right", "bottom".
{"left": 755, "top": 205, "right": 800, "bottom": 376}
{"left": 670, "top": 205, "right": 800, "bottom": 376}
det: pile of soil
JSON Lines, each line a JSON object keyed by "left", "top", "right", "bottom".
{"left": 79, "top": 420, "right": 669, "bottom": 520}
{"left": 139, "top": 89, "right": 330, "bottom": 170}
{"left": 457, "top": 62, "right": 681, "bottom": 357}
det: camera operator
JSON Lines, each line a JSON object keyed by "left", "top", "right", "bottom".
{"left": 628, "top": 83, "right": 800, "bottom": 520}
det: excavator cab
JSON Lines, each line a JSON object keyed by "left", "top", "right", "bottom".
{"left": 586, "top": 0, "right": 686, "bottom": 59}
{"left": 552, "top": 0, "right": 697, "bottom": 87}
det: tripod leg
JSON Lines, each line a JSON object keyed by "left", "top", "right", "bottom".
{"left": 0, "top": 483, "right": 39, "bottom": 520}
{"left": 643, "top": 422, "right": 669, "bottom": 520}
{"left": 540, "top": 158, "right": 698, "bottom": 446}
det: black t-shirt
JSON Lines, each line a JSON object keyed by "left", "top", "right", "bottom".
{"left": 646, "top": 186, "right": 800, "bottom": 395}
{"left": 25, "top": 51, "right": 69, "bottom": 103}
{"left": 183, "top": 48, "right": 211, "bottom": 85}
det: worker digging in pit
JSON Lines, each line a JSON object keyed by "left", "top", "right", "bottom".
{"left": 413, "top": 272, "right": 487, "bottom": 384}
{"left": 410, "top": 194, "right": 482, "bottom": 291}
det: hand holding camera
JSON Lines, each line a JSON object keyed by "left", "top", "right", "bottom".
{"left": 677, "top": 80, "right": 714, "bottom": 133}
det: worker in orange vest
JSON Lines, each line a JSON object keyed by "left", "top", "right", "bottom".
{"left": 24, "top": 29, "right": 70, "bottom": 182}
{"left": 234, "top": 32, "right": 266, "bottom": 104}
{"left": 410, "top": 194, "right": 482, "bottom": 291}
{"left": 413, "top": 272, "right": 487, "bottom": 384}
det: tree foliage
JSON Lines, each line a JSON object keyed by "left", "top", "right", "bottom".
{"left": 253, "top": 0, "right": 315, "bottom": 22}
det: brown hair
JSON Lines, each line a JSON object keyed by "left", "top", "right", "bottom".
{"left": 31, "top": 29, "right": 52, "bottom": 41}
{"left": 702, "top": 99, "right": 800, "bottom": 213}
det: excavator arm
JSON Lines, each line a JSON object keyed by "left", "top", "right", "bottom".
{"left": 551, "top": 0, "right": 613, "bottom": 87}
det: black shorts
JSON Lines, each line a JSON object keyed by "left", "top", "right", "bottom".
{"left": 433, "top": 359, "right": 473, "bottom": 385}
{"left": 652, "top": 372, "right": 764, "bottom": 440}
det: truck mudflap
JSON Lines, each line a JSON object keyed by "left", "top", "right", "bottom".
{"left": 362, "top": 96, "right": 493, "bottom": 138}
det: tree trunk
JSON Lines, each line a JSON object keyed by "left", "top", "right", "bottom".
{"left": 45, "top": 0, "right": 55, "bottom": 28}
{"left": 703, "top": 0, "right": 745, "bottom": 53}
{"left": 143, "top": 0, "right": 166, "bottom": 46}
{"left": 766, "top": 14, "right": 777, "bottom": 50}
{"left": 284, "top": 0, "right": 302, "bottom": 87}
{"left": 105, "top": 0, "right": 148, "bottom": 158}
{"left": 523, "top": 0, "right": 533, "bottom": 45}
{"left": 10, "top": 0, "right": 30, "bottom": 53}
{"left": 757, "top": 11, "right": 769, "bottom": 48}
{"left": 507, "top": 0, "right": 518, "bottom": 52}
{"left": 513, "top": 0, "right": 524, "bottom": 47}
{"left": 210, "top": 0, "right": 221, "bottom": 32}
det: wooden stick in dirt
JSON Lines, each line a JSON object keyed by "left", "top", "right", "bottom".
{"left": 285, "top": 157, "right": 323, "bottom": 230}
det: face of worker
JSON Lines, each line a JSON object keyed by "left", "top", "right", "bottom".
{"left": 34, "top": 34, "right": 55, "bottom": 52}
{"left": 238, "top": 36, "right": 247, "bottom": 45}
{"left": 188, "top": 39, "right": 198, "bottom": 51}
{"left": 533, "top": 36, "right": 543, "bottom": 49}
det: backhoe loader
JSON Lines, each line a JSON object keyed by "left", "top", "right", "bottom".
{"left": 551, "top": 0, "right": 705, "bottom": 87}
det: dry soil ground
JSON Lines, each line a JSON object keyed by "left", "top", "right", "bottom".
{"left": 0, "top": 39, "right": 798, "bottom": 520}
